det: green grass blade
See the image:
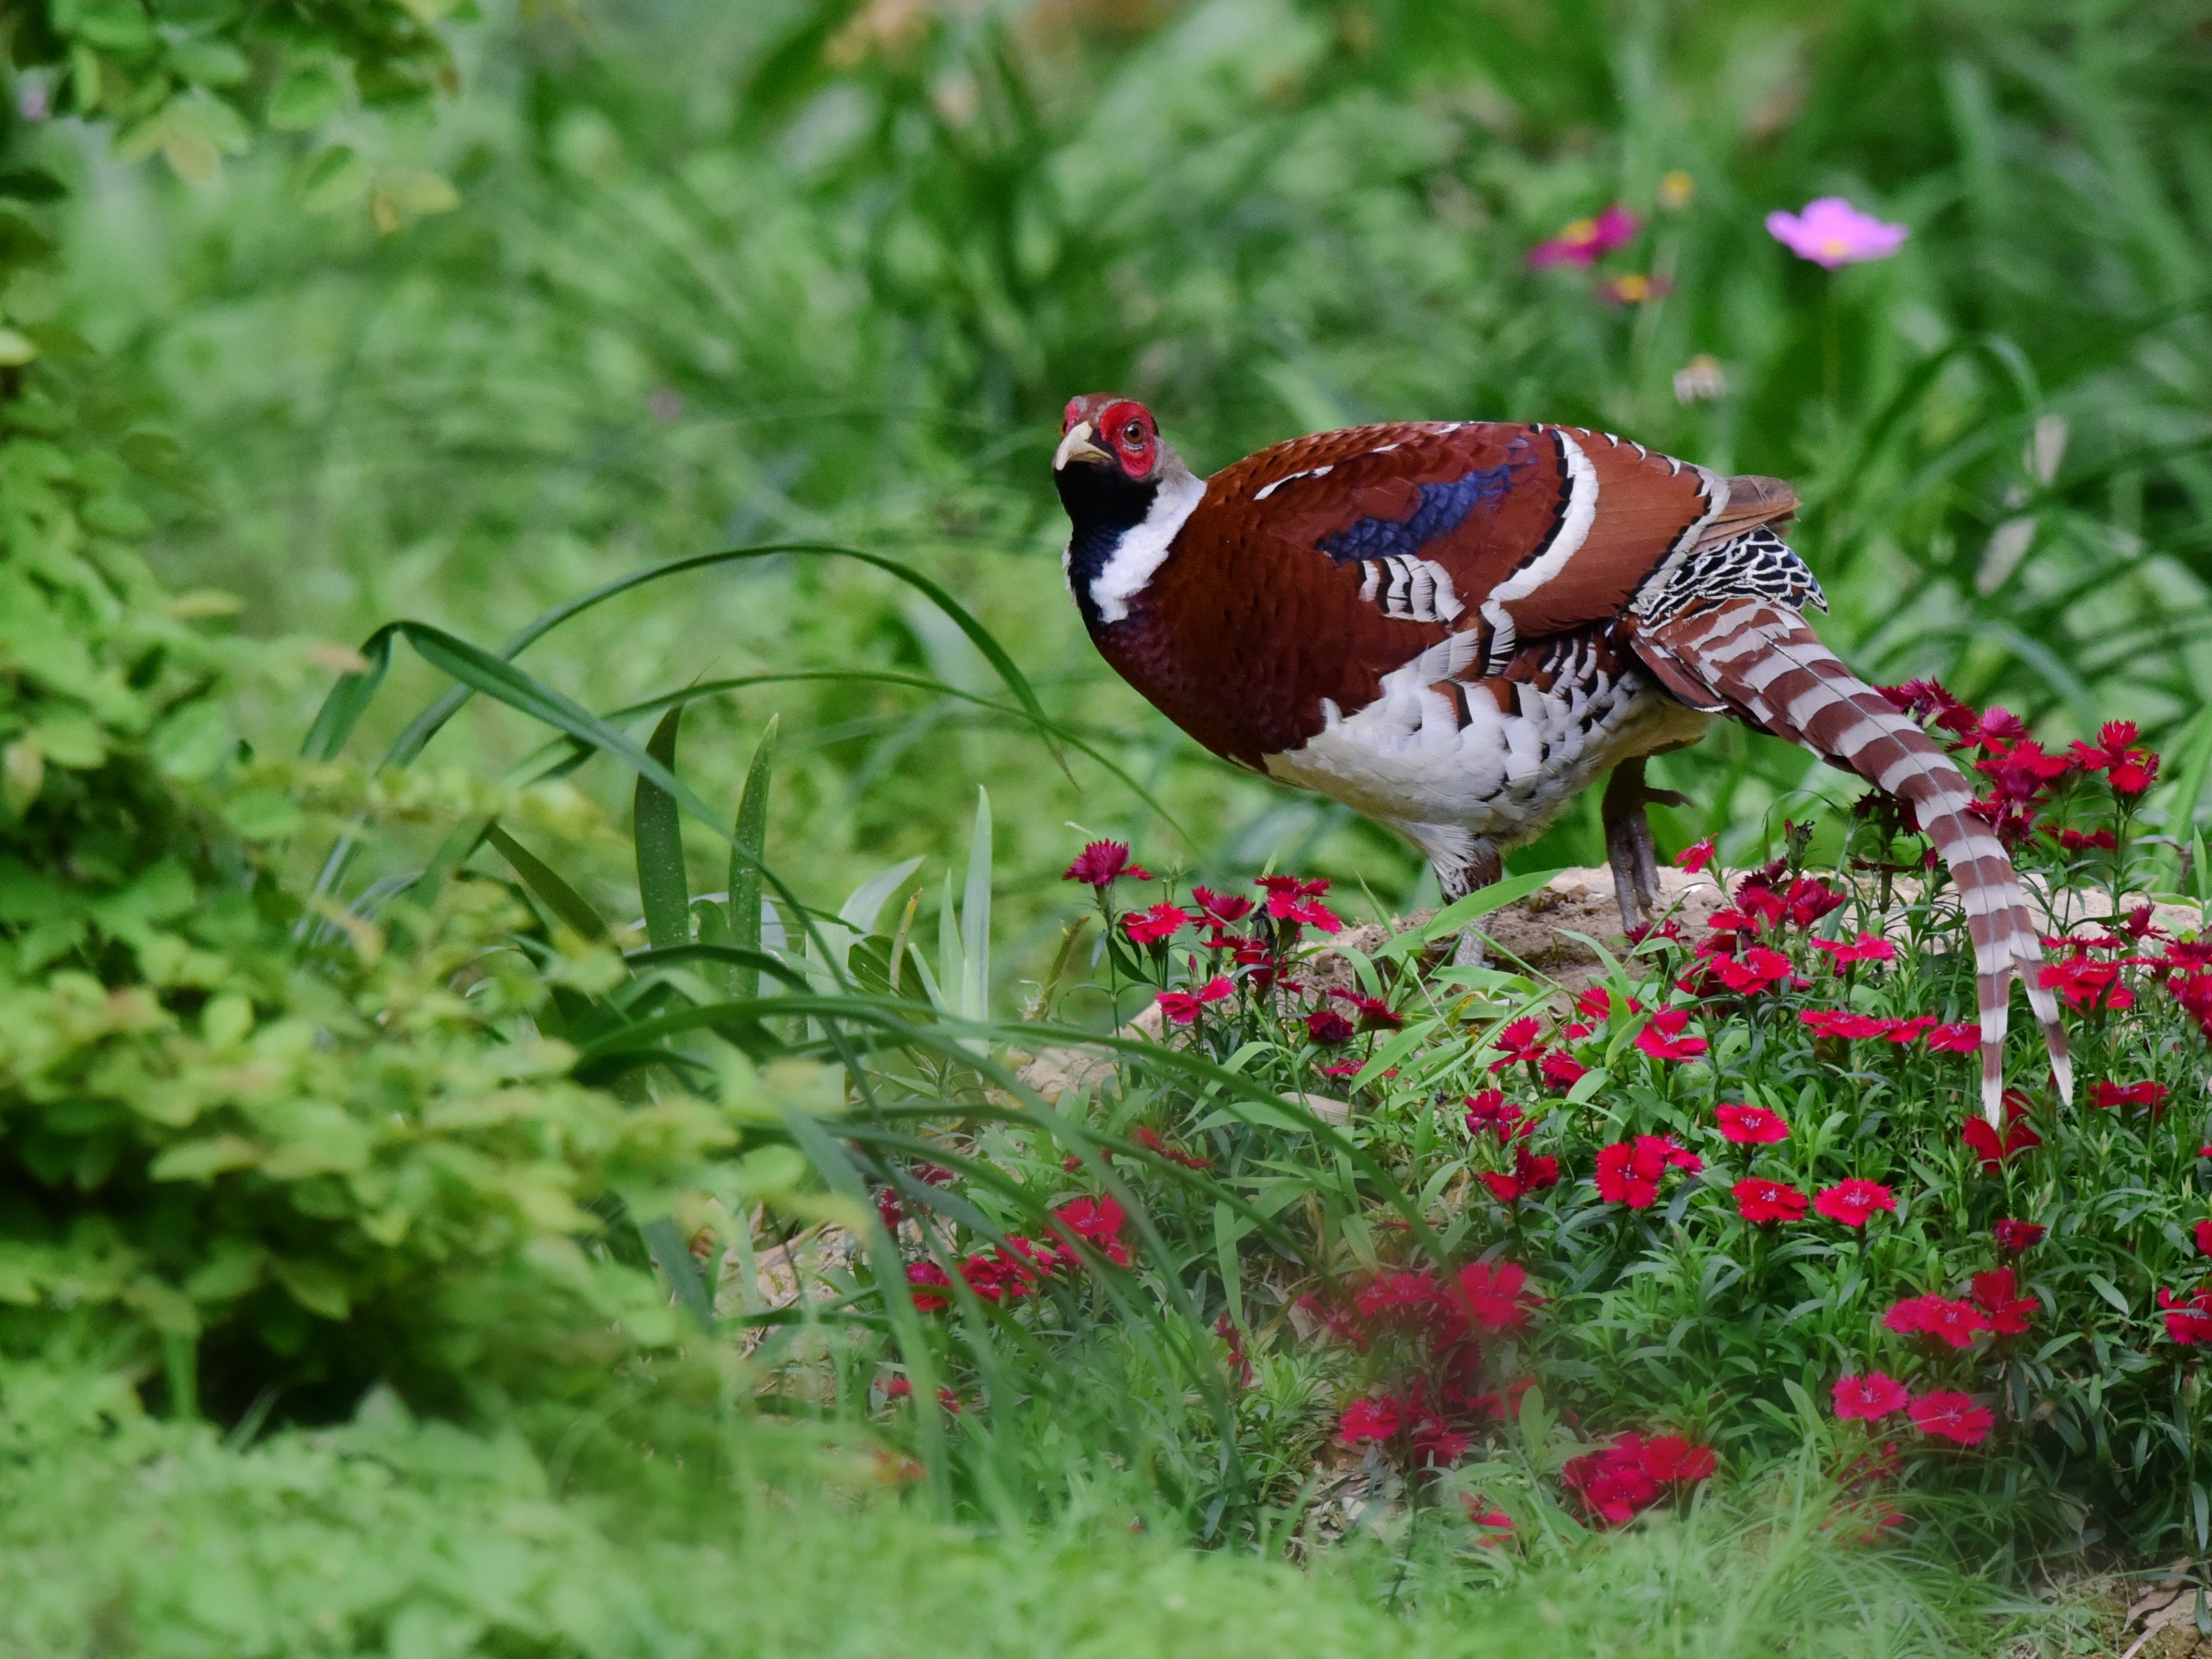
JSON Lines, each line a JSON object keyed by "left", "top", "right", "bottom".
{"left": 730, "top": 715, "right": 778, "bottom": 1002}
{"left": 485, "top": 823, "right": 609, "bottom": 941}
{"left": 363, "top": 544, "right": 1064, "bottom": 773}
{"left": 637, "top": 1215, "right": 716, "bottom": 1333}
{"left": 300, "top": 625, "right": 397, "bottom": 762}
{"left": 634, "top": 706, "right": 690, "bottom": 951}
{"left": 961, "top": 787, "right": 991, "bottom": 1023}
{"left": 1376, "top": 867, "right": 1562, "bottom": 960}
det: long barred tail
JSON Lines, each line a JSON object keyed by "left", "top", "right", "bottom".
{"left": 1634, "top": 598, "right": 2071, "bottom": 1124}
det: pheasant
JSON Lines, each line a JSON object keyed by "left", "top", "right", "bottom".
{"left": 1050, "top": 394, "right": 2069, "bottom": 1120}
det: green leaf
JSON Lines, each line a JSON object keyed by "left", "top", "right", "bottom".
{"left": 300, "top": 145, "right": 369, "bottom": 212}
{"left": 0, "top": 169, "right": 65, "bottom": 203}
{"left": 267, "top": 65, "right": 346, "bottom": 130}
{"left": 373, "top": 165, "right": 459, "bottom": 216}
{"left": 486, "top": 823, "right": 608, "bottom": 942}
{"left": 1376, "top": 868, "right": 1562, "bottom": 960}
{"left": 271, "top": 1258, "right": 352, "bottom": 1320}
{"left": 634, "top": 707, "right": 690, "bottom": 952}
{"left": 839, "top": 856, "right": 923, "bottom": 937}
{"left": 150, "top": 1136, "right": 262, "bottom": 1182}
{"left": 168, "top": 38, "right": 250, "bottom": 86}
{"left": 2087, "top": 1273, "right": 2131, "bottom": 1316}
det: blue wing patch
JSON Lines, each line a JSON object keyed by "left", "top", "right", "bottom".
{"left": 1316, "top": 465, "right": 1515, "bottom": 565}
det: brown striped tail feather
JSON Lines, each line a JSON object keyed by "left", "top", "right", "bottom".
{"left": 1631, "top": 599, "right": 2071, "bottom": 1124}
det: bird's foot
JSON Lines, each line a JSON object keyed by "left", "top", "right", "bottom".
{"left": 1601, "top": 760, "right": 1692, "bottom": 935}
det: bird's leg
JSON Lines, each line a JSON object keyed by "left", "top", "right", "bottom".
{"left": 1601, "top": 757, "right": 1693, "bottom": 935}
{"left": 1438, "top": 846, "right": 1504, "bottom": 968}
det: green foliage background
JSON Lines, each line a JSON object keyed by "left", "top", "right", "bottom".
{"left": 0, "top": 0, "right": 2207, "bottom": 1650}
{"left": 47, "top": 0, "right": 2212, "bottom": 949}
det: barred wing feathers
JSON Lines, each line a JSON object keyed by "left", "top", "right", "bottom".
{"left": 1639, "top": 598, "right": 2071, "bottom": 1123}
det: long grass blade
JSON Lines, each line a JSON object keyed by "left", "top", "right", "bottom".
{"left": 730, "top": 715, "right": 777, "bottom": 1002}
{"left": 485, "top": 823, "right": 610, "bottom": 941}
{"left": 634, "top": 706, "right": 690, "bottom": 951}
{"left": 960, "top": 788, "right": 991, "bottom": 1023}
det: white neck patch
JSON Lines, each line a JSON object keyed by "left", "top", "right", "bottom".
{"left": 1076, "top": 463, "right": 1207, "bottom": 625}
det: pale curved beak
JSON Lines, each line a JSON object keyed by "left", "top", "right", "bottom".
{"left": 1053, "top": 419, "right": 1108, "bottom": 470}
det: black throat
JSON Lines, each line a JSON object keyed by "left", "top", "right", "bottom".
{"left": 1055, "top": 462, "right": 1161, "bottom": 634}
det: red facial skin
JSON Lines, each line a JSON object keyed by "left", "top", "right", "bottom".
{"left": 1063, "top": 394, "right": 1158, "bottom": 481}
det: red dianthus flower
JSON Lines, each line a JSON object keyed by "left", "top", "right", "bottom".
{"left": 1732, "top": 1177, "right": 1807, "bottom": 1224}
{"left": 2159, "top": 1286, "right": 2212, "bottom": 1346}
{"left": 1338, "top": 1395, "right": 1402, "bottom": 1445}
{"left": 1714, "top": 1102, "right": 1789, "bottom": 1144}
{"left": 1814, "top": 1179, "right": 1896, "bottom": 1227}
{"left": 1635, "top": 1008, "right": 1709, "bottom": 1061}
{"left": 1831, "top": 1373, "right": 1909, "bottom": 1421}
{"left": 1063, "top": 840, "right": 1151, "bottom": 889}
{"left": 1907, "top": 1391, "right": 1993, "bottom": 1445}
{"left": 1970, "top": 1267, "right": 2037, "bottom": 1336}
{"left": 1884, "top": 1293, "right": 1989, "bottom": 1349}
{"left": 1992, "top": 1217, "right": 2045, "bottom": 1253}
{"left": 1121, "top": 903, "right": 1192, "bottom": 945}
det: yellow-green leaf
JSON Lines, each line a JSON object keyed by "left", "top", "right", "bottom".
{"left": 151, "top": 1135, "right": 263, "bottom": 1182}
{"left": 272, "top": 1258, "right": 351, "bottom": 1320}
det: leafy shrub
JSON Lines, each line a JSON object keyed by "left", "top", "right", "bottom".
{"left": 0, "top": 1, "right": 754, "bottom": 1429}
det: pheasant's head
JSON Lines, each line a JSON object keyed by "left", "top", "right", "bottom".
{"left": 1050, "top": 393, "right": 1204, "bottom": 633}
{"left": 1055, "top": 393, "right": 1161, "bottom": 483}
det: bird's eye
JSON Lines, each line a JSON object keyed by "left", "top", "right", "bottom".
{"left": 1122, "top": 420, "right": 1147, "bottom": 446}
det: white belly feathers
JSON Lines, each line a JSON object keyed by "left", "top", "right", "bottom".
{"left": 1261, "top": 633, "right": 1711, "bottom": 846}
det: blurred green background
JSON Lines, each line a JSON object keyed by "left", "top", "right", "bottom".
{"left": 33, "top": 0, "right": 2212, "bottom": 972}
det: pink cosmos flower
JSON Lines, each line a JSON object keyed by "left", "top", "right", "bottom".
{"left": 1814, "top": 1179, "right": 1896, "bottom": 1227}
{"left": 1155, "top": 975, "right": 1233, "bottom": 1025}
{"left": 1831, "top": 1373, "right": 1909, "bottom": 1422}
{"left": 1635, "top": 1008, "right": 1709, "bottom": 1061}
{"left": 1907, "top": 1391, "right": 1993, "bottom": 1446}
{"left": 1528, "top": 203, "right": 1641, "bottom": 270}
{"left": 1766, "top": 197, "right": 1909, "bottom": 269}
{"left": 1715, "top": 1103, "right": 1789, "bottom": 1144}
